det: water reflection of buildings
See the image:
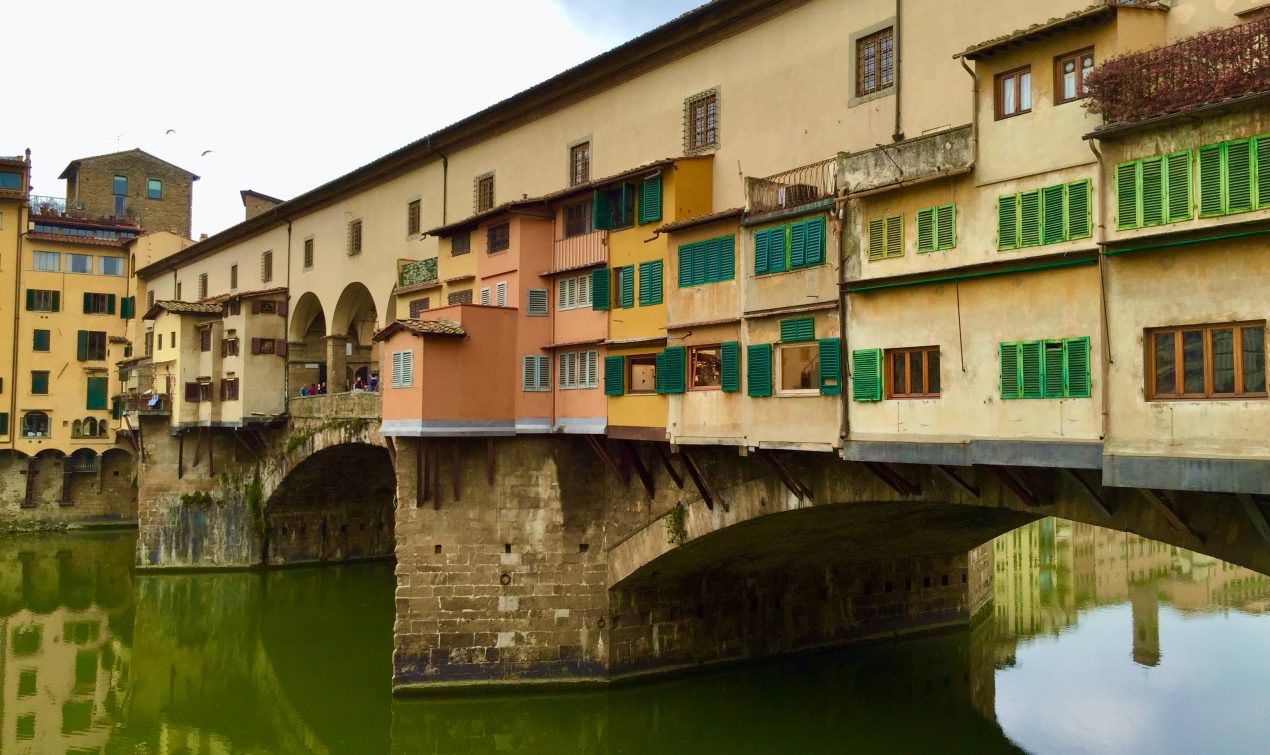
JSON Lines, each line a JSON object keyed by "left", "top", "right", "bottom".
{"left": 991, "top": 518, "right": 1270, "bottom": 668}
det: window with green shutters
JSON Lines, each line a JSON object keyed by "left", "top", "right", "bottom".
{"left": 851, "top": 348, "right": 883, "bottom": 402}
{"left": 31, "top": 371, "right": 49, "bottom": 395}
{"left": 120, "top": 296, "right": 136, "bottom": 319}
{"left": 997, "top": 180, "right": 1091, "bottom": 250}
{"left": 617, "top": 266, "right": 635, "bottom": 308}
{"left": 818, "top": 338, "right": 842, "bottom": 395}
{"left": 87, "top": 377, "right": 108, "bottom": 410}
{"left": 25, "top": 289, "right": 59, "bottom": 312}
{"left": 747, "top": 344, "right": 772, "bottom": 397}
{"left": 32, "top": 329, "right": 50, "bottom": 352}
{"left": 999, "top": 337, "right": 1090, "bottom": 399}
{"left": 593, "top": 182, "right": 637, "bottom": 230}
{"left": 1197, "top": 134, "right": 1270, "bottom": 218}
{"left": 638, "top": 260, "right": 663, "bottom": 305}
{"left": 678, "top": 235, "right": 735, "bottom": 287}
{"left": 867, "top": 215, "right": 904, "bottom": 260}
{"left": 603, "top": 355, "right": 624, "bottom": 395}
{"left": 591, "top": 267, "right": 610, "bottom": 310}
{"left": 916, "top": 204, "right": 956, "bottom": 252}
{"left": 0, "top": 412, "right": 8, "bottom": 435}
{"left": 638, "top": 175, "right": 662, "bottom": 224}
{"left": 655, "top": 346, "right": 685, "bottom": 394}
{"left": 1116, "top": 151, "right": 1193, "bottom": 229}
{"left": 720, "top": 341, "right": 740, "bottom": 392}
{"left": 779, "top": 317, "right": 815, "bottom": 343}
{"left": 755, "top": 217, "right": 826, "bottom": 274}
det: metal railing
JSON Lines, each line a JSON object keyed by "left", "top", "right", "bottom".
{"left": 28, "top": 195, "right": 70, "bottom": 217}
{"left": 398, "top": 258, "right": 438, "bottom": 288}
{"left": 1086, "top": 15, "right": 1270, "bottom": 126}
{"left": 118, "top": 393, "right": 172, "bottom": 413}
{"left": 552, "top": 229, "right": 606, "bottom": 271}
{"left": 746, "top": 157, "right": 838, "bottom": 215}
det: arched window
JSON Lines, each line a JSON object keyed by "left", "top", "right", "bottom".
{"left": 99, "top": 420, "right": 109, "bottom": 437}
{"left": 72, "top": 420, "right": 83, "bottom": 438}
{"left": 83, "top": 417, "right": 97, "bottom": 437}
{"left": 22, "top": 412, "right": 49, "bottom": 437}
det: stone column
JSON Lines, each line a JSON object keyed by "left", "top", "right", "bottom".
{"left": 326, "top": 335, "right": 348, "bottom": 393}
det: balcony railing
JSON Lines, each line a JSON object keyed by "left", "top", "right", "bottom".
{"left": 1085, "top": 15, "right": 1270, "bottom": 126}
{"left": 118, "top": 393, "right": 172, "bottom": 414}
{"left": 745, "top": 157, "right": 838, "bottom": 215}
{"left": 28, "top": 195, "right": 71, "bottom": 217}
{"left": 553, "top": 229, "right": 606, "bottom": 272}
{"left": 398, "top": 258, "right": 438, "bottom": 288}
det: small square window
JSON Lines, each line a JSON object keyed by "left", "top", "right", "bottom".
{"left": 68, "top": 254, "right": 92, "bottom": 274}
{"left": 564, "top": 202, "right": 592, "bottom": 238}
{"left": 33, "top": 251, "right": 59, "bottom": 271}
{"left": 99, "top": 257, "right": 124, "bottom": 276}
{"left": 487, "top": 223, "right": 510, "bottom": 253}
{"left": 886, "top": 346, "right": 941, "bottom": 398}
{"left": 995, "top": 66, "right": 1033, "bottom": 119}
{"left": 147, "top": 178, "right": 163, "bottom": 200}
{"left": 451, "top": 232, "right": 471, "bottom": 255}
{"left": 627, "top": 355, "right": 657, "bottom": 394}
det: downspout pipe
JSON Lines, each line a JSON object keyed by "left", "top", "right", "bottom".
{"left": 891, "top": 0, "right": 904, "bottom": 142}
{"left": 959, "top": 57, "right": 979, "bottom": 166}
{"left": 10, "top": 157, "right": 28, "bottom": 450}
{"left": 284, "top": 219, "right": 292, "bottom": 406}
{"left": 1090, "top": 140, "right": 1111, "bottom": 442}
{"left": 836, "top": 180, "right": 851, "bottom": 442}
{"left": 426, "top": 137, "right": 448, "bottom": 226}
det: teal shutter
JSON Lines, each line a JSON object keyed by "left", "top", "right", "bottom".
{"left": 1115, "top": 162, "right": 1139, "bottom": 230}
{"left": 998, "top": 195, "right": 1019, "bottom": 250}
{"left": 25, "top": 289, "right": 34, "bottom": 311}
{"left": 618, "top": 266, "right": 635, "bottom": 308}
{"left": 768, "top": 226, "right": 787, "bottom": 272}
{"left": 1065, "top": 337, "right": 1092, "bottom": 398}
{"left": 119, "top": 296, "right": 130, "bottom": 319}
{"left": 747, "top": 344, "right": 772, "bottom": 397}
{"left": 703, "top": 238, "right": 720, "bottom": 283}
{"left": 83, "top": 292, "right": 92, "bottom": 313}
{"left": 660, "top": 346, "right": 685, "bottom": 393}
{"left": 788, "top": 220, "right": 807, "bottom": 268}
{"left": 779, "top": 317, "right": 815, "bottom": 342}
{"left": 653, "top": 350, "right": 666, "bottom": 393}
{"left": 1198, "top": 144, "right": 1224, "bottom": 216}
{"left": 1165, "top": 151, "right": 1192, "bottom": 223}
{"left": 818, "top": 338, "right": 841, "bottom": 395}
{"left": 851, "top": 348, "right": 883, "bottom": 402}
{"left": 916, "top": 208, "right": 936, "bottom": 252}
{"left": 638, "top": 260, "right": 663, "bottom": 305}
{"left": 720, "top": 341, "right": 740, "bottom": 392}
{"left": 603, "top": 355, "right": 624, "bottom": 395}
{"left": 76, "top": 330, "right": 88, "bottom": 361}
{"left": 591, "top": 267, "right": 610, "bottom": 310}
{"left": 1042, "top": 185, "right": 1066, "bottom": 243}
{"left": 1043, "top": 340, "right": 1066, "bottom": 398}
{"left": 87, "top": 377, "right": 108, "bottom": 410}
{"left": 592, "top": 190, "right": 613, "bottom": 230}
{"left": 51, "top": 292, "right": 59, "bottom": 312}
{"left": 1019, "top": 190, "right": 1042, "bottom": 247}
{"left": 1226, "top": 139, "right": 1254, "bottom": 213}
{"left": 639, "top": 175, "right": 662, "bottom": 224}
{"left": 754, "top": 228, "right": 771, "bottom": 275}
{"left": 1256, "top": 135, "right": 1270, "bottom": 208}
{"left": 935, "top": 205, "right": 956, "bottom": 250}
{"left": 804, "top": 217, "right": 825, "bottom": 265}
{"left": 678, "top": 244, "right": 692, "bottom": 287}
{"left": 0, "top": 413, "right": 7, "bottom": 435}
{"left": 106, "top": 294, "right": 116, "bottom": 315}
{"left": 111, "top": 398, "right": 122, "bottom": 420}
{"left": 1020, "top": 340, "right": 1044, "bottom": 398}
{"left": 32, "top": 372, "right": 48, "bottom": 394}
{"left": 33, "top": 330, "right": 49, "bottom": 351}
{"left": 693, "top": 240, "right": 708, "bottom": 284}
{"left": 719, "top": 235, "right": 736, "bottom": 280}
{"left": 1140, "top": 157, "right": 1165, "bottom": 226}
{"left": 999, "top": 342, "right": 1021, "bottom": 399}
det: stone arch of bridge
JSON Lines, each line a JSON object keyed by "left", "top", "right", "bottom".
{"left": 330, "top": 282, "right": 380, "bottom": 391}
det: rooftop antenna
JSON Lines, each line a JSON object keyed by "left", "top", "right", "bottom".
{"left": 115, "top": 134, "right": 124, "bottom": 150}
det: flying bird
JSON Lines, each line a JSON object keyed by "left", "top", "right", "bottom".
{"left": 165, "top": 129, "right": 176, "bottom": 134}
{"left": 201, "top": 150, "right": 214, "bottom": 156}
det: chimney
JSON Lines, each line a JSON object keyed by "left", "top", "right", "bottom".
{"left": 200, "top": 233, "right": 209, "bottom": 241}
{"left": 241, "top": 189, "right": 284, "bottom": 221}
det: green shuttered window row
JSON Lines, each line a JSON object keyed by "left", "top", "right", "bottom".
{"left": 1196, "top": 134, "right": 1270, "bottom": 218}
{"left": 997, "top": 180, "right": 1091, "bottom": 250}
{"left": 999, "top": 337, "right": 1090, "bottom": 399}
{"left": 678, "top": 235, "right": 735, "bottom": 287}
{"left": 915, "top": 204, "right": 957, "bottom": 253}
{"left": 1116, "top": 151, "right": 1192, "bottom": 229}
{"left": 755, "top": 216, "right": 826, "bottom": 275}
{"left": 867, "top": 215, "right": 904, "bottom": 260}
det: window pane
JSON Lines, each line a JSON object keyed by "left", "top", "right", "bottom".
{"left": 1081, "top": 54, "right": 1095, "bottom": 94}
{"left": 692, "top": 347, "right": 721, "bottom": 388}
{"left": 1241, "top": 327, "right": 1266, "bottom": 393}
{"left": 927, "top": 350, "right": 940, "bottom": 395}
{"left": 780, "top": 344, "right": 818, "bottom": 391}
{"left": 1153, "top": 332, "right": 1176, "bottom": 395}
{"left": 147, "top": 179, "right": 162, "bottom": 199}
{"left": 1211, "top": 328, "right": 1235, "bottom": 393}
{"left": 909, "top": 351, "right": 923, "bottom": 394}
{"left": 34, "top": 251, "right": 59, "bottom": 271}
{"left": 100, "top": 257, "right": 123, "bottom": 276}
{"left": 112, "top": 175, "right": 127, "bottom": 195}
{"left": 1063, "top": 61, "right": 1077, "bottom": 101}
{"left": 69, "top": 254, "right": 92, "bottom": 273}
{"left": 1020, "top": 72, "right": 1032, "bottom": 110}
{"left": 1182, "top": 330, "right": 1205, "bottom": 394}
{"left": 1002, "top": 76, "right": 1016, "bottom": 114}
{"left": 891, "top": 352, "right": 906, "bottom": 394}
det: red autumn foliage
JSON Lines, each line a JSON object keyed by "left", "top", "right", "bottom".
{"left": 1085, "top": 16, "right": 1270, "bottom": 126}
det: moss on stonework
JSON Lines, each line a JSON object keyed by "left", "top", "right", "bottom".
{"left": 665, "top": 503, "right": 688, "bottom": 546}
{"left": 282, "top": 417, "right": 374, "bottom": 456}
{"left": 179, "top": 491, "right": 220, "bottom": 508}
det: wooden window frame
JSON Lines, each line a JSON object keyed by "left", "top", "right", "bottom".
{"left": 994, "top": 65, "right": 1032, "bottom": 120}
{"left": 627, "top": 354, "right": 657, "bottom": 395}
{"left": 407, "top": 199, "right": 422, "bottom": 236}
{"left": 855, "top": 27, "right": 895, "bottom": 98}
{"left": 198, "top": 273, "right": 208, "bottom": 301}
{"left": 569, "top": 142, "right": 591, "bottom": 186}
{"left": 1054, "top": 47, "right": 1094, "bottom": 106}
{"left": 689, "top": 344, "right": 723, "bottom": 392}
{"left": 1145, "top": 321, "right": 1267, "bottom": 400}
{"left": 564, "top": 201, "right": 592, "bottom": 238}
{"left": 885, "top": 346, "right": 941, "bottom": 399}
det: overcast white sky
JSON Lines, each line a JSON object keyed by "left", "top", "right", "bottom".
{"left": 12, "top": 0, "right": 700, "bottom": 237}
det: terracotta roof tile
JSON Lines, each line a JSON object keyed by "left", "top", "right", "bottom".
{"left": 957, "top": 2, "right": 1169, "bottom": 62}
{"left": 373, "top": 318, "right": 467, "bottom": 341}
{"left": 143, "top": 300, "right": 224, "bottom": 319}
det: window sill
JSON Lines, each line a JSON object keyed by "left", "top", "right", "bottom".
{"left": 776, "top": 390, "right": 821, "bottom": 398}
{"left": 848, "top": 85, "right": 894, "bottom": 109}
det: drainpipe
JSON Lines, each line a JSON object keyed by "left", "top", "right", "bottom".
{"left": 426, "top": 137, "right": 448, "bottom": 225}
{"left": 959, "top": 58, "right": 979, "bottom": 166}
{"left": 284, "top": 218, "right": 292, "bottom": 407}
{"left": 891, "top": 0, "right": 904, "bottom": 142}
{"left": 1090, "top": 141, "right": 1111, "bottom": 442}
{"left": 836, "top": 181, "right": 851, "bottom": 443}
{"left": 10, "top": 155, "right": 28, "bottom": 450}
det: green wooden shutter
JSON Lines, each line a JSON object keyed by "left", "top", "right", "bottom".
{"left": 639, "top": 260, "right": 662, "bottom": 305}
{"left": 720, "top": 341, "right": 740, "bottom": 392}
{"left": 1042, "top": 185, "right": 1066, "bottom": 244}
{"left": 747, "top": 344, "right": 772, "bottom": 397}
{"left": 120, "top": 296, "right": 131, "bottom": 319}
{"left": 33, "top": 330, "right": 49, "bottom": 351}
{"left": 603, "top": 355, "right": 624, "bottom": 395}
{"left": 999, "top": 342, "right": 1021, "bottom": 399}
{"left": 1198, "top": 144, "right": 1224, "bottom": 217}
{"left": 25, "top": 289, "right": 34, "bottom": 311}
{"left": 805, "top": 218, "right": 825, "bottom": 264}
{"left": 701, "top": 239, "right": 718, "bottom": 282}
{"left": 1226, "top": 139, "right": 1253, "bottom": 213}
{"left": 1019, "top": 190, "right": 1042, "bottom": 247}
{"left": 1066, "top": 181, "right": 1091, "bottom": 240}
{"left": 1256, "top": 135, "right": 1270, "bottom": 208}
{"left": 112, "top": 398, "right": 122, "bottom": 420}
{"left": 639, "top": 175, "right": 662, "bottom": 224}
{"left": 1165, "top": 151, "right": 1193, "bottom": 223}
{"left": 818, "top": 338, "right": 841, "bottom": 395}
{"left": 851, "top": 348, "right": 882, "bottom": 402}
{"left": 788, "top": 219, "right": 807, "bottom": 268}
{"left": 32, "top": 372, "right": 48, "bottom": 394}
{"left": 592, "top": 189, "right": 613, "bottom": 230}
{"left": 1115, "top": 162, "right": 1139, "bottom": 230}
{"left": 868, "top": 218, "right": 886, "bottom": 260}
{"left": 618, "top": 266, "right": 635, "bottom": 308}
{"left": 76, "top": 330, "right": 88, "bottom": 361}
{"left": 719, "top": 235, "right": 735, "bottom": 280}
{"left": 1020, "top": 340, "right": 1044, "bottom": 398}
{"left": 693, "top": 240, "right": 708, "bottom": 283}
{"left": 83, "top": 292, "right": 92, "bottom": 314}
{"left": 935, "top": 205, "right": 956, "bottom": 250}
{"left": 998, "top": 195, "right": 1019, "bottom": 250}
{"left": 916, "top": 208, "right": 936, "bottom": 252}
{"left": 755, "top": 228, "right": 771, "bottom": 274}
{"left": 884, "top": 215, "right": 903, "bottom": 258}
{"left": 1140, "top": 157, "right": 1165, "bottom": 226}
{"left": 678, "top": 244, "right": 693, "bottom": 287}
{"left": 768, "top": 225, "right": 788, "bottom": 272}
{"left": 106, "top": 294, "right": 116, "bottom": 315}
{"left": 1065, "top": 337, "right": 1091, "bottom": 398}
{"left": 87, "top": 377, "right": 108, "bottom": 410}
{"left": 658, "top": 346, "right": 685, "bottom": 394}
{"left": 591, "top": 267, "right": 610, "bottom": 310}
{"left": 1043, "top": 340, "right": 1066, "bottom": 398}
{"left": 51, "top": 292, "right": 59, "bottom": 312}
{"left": 779, "top": 317, "right": 815, "bottom": 342}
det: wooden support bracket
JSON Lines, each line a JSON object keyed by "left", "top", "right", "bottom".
{"left": 654, "top": 443, "right": 684, "bottom": 489}
{"left": 934, "top": 465, "right": 980, "bottom": 499}
{"left": 1139, "top": 488, "right": 1202, "bottom": 543}
{"left": 620, "top": 441, "right": 656, "bottom": 501}
{"left": 863, "top": 461, "right": 920, "bottom": 497}
{"left": 759, "top": 450, "right": 813, "bottom": 501}
{"left": 231, "top": 430, "right": 261, "bottom": 461}
{"left": 586, "top": 435, "right": 627, "bottom": 486}
{"left": 679, "top": 448, "right": 722, "bottom": 511}
{"left": 1065, "top": 468, "right": 1112, "bottom": 519}
{"left": 1235, "top": 493, "right": 1270, "bottom": 546}
{"left": 980, "top": 465, "right": 1038, "bottom": 508}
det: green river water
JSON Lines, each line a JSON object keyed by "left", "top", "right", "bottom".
{"left": 2, "top": 519, "right": 1267, "bottom": 754}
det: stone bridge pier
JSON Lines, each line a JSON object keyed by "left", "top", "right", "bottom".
{"left": 134, "top": 391, "right": 393, "bottom": 569}
{"left": 390, "top": 435, "right": 1270, "bottom": 693}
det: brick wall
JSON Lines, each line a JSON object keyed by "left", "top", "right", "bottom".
{"left": 68, "top": 151, "right": 194, "bottom": 237}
